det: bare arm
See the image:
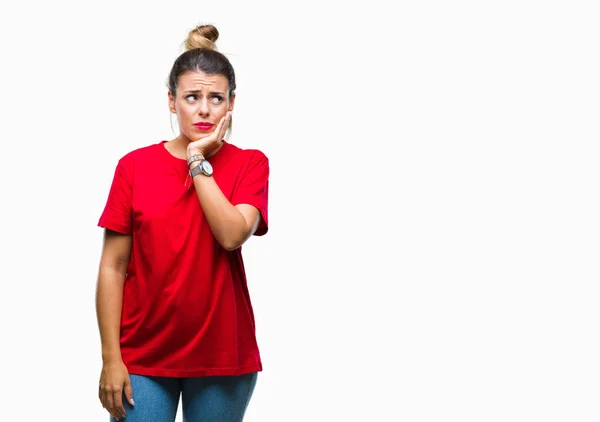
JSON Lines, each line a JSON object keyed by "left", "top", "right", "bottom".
{"left": 95, "top": 229, "right": 132, "bottom": 363}
{"left": 184, "top": 112, "right": 265, "bottom": 250}
{"left": 189, "top": 170, "right": 261, "bottom": 251}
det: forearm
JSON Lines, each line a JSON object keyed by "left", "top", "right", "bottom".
{"left": 95, "top": 267, "right": 126, "bottom": 363}
{"left": 191, "top": 173, "right": 249, "bottom": 250}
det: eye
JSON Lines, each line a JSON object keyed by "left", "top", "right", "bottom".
{"left": 185, "top": 95, "right": 197, "bottom": 102}
{"left": 210, "top": 95, "right": 223, "bottom": 104}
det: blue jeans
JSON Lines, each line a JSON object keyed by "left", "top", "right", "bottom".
{"left": 110, "top": 372, "right": 258, "bottom": 421}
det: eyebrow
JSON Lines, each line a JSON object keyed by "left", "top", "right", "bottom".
{"left": 183, "top": 90, "right": 225, "bottom": 95}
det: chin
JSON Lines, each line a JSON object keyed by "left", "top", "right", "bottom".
{"left": 183, "top": 131, "right": 204, "bottom": 141}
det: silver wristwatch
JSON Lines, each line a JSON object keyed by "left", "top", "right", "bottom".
{"left": 189, "top": 159, "right": 213, "bottom": 178}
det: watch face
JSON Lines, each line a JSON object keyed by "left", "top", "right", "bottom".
{"left": 202, "top": 160, "right": 213, "bottom": 174}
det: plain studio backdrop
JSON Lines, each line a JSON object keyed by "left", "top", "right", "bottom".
{"left": 0, "top": 0, "right": 599, "bottom": 421}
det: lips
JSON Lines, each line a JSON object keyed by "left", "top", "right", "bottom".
{"left": 194, "top": 122, "right": 214, "bottom": 130}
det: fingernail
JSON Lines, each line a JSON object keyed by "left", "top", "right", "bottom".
{"left": 131, "top": 398, "right": 135, "bottom": 406}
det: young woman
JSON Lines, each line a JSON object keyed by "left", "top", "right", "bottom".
{"left": 95, "top": 24, "right": 269, "bottom": 421}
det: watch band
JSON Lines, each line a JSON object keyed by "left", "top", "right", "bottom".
{"left": 189, "top": 161, "right": 211, "bottom": 178}
{"left": 189, "top": 163, "right": 202, "bottom": 178}
{"left": 187, "top": 154, "right": 205, "bottom": 168}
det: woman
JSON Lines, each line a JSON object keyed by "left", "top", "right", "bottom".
{"left": 95, "top": 24, "right": 269, "bottom": 421}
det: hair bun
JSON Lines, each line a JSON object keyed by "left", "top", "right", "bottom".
{"left": 185, "top": 24, "right": 219, "bottom": 51}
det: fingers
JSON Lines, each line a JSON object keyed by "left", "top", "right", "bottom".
{"left": 102, "top": 384, "right": 125, "bottom": 420}
{"left": 213, "top": 115, "right": 226, "bottom": 140}
{"left": 113, "top": 388, "right": 127, "bottom": 420}
{"left": 99, "top": 382, "right": 108, "bottom": 410}
{"left": 124, "top": 378, "right": 135, "bottom": 407}
{"left": 217, "top": 112, "right": 231, "bottom": 140}
{"left": 224, "top": 112, "right": 232, "bottom": 136}
{"left": 104, "top": 386, "right": 116, "bottom": 418}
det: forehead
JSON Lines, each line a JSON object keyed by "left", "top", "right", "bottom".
{"left": 178, "top": 70, "right": 229, "bottom": 91}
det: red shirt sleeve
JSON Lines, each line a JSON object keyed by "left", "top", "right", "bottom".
{"left": 231, "top": 151, "right": 269, "bottom": 236}
{"left": 98, "top": 159, "right": 133, "bottom": 235}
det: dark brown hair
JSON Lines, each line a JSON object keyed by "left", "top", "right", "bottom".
{"left": 167, "top": 24, "right": 236, "bottom": 98}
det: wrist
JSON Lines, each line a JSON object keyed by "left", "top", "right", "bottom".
{"left": 189, "top": 160, "right": 201, "bottom": 171}
{"left": 102, "top": 350, "right": 123, "bottom": 364}
{"left": 187, "top": 146, "right": 205, "bottom": 159}
{"left": 187, "top": 154, "right": 205, "bottom": 170}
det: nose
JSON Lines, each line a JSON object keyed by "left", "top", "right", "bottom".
{"left": 197, "top": 98, "right": 210, "bottom": 117}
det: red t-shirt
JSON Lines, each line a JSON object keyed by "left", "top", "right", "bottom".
{"left": 98, "top": 140, "right": 269, "bottom": 377}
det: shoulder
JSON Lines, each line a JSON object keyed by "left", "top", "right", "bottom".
{"left": 247, "top": 148, "right": 268, "bottom": 162}
{"left": 226, "top": 142, "right": 269, "bottom": 166}
{"left": 116, "top": 141, "right": 163, "bottom": 169}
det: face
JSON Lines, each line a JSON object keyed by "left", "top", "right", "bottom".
{"left": 168, "top": 70, "right": 235, "bottom": 142}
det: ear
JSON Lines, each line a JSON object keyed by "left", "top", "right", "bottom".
{"left": 228, "top": 92, "right": 236, "bottom": 112}
{"left": 168, "top": 91, "right": 176, "bottom": 113}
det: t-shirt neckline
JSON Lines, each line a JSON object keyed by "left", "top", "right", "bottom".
{"left": 159, "top": 140, "right": 231, "bottom": 164}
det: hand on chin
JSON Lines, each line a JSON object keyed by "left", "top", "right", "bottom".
{"left": 186, "top": 113, "right": 231, "bottom": 158}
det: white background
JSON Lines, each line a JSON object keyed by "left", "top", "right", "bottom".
{"left": 0, "top": 0, "right": 599, "bottom": 420}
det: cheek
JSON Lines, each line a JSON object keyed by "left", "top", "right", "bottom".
{"left": 176, "top": 103, "right": 194, "bottom": 119}
{"left": 213, "top": 104, "right": 228, "bottom": 115}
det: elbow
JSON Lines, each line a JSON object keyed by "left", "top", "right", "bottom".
{"left": 219, "top": 240, "right": 239, "bottom": 251}
{"left": 221, "top": 236, "right": 243, "bottom": 251}
{"left": 220, "top": 230, "right": 251, "bottom": 251}
{"left": 217, "top": 213, "right": 253, "bottom": 251}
